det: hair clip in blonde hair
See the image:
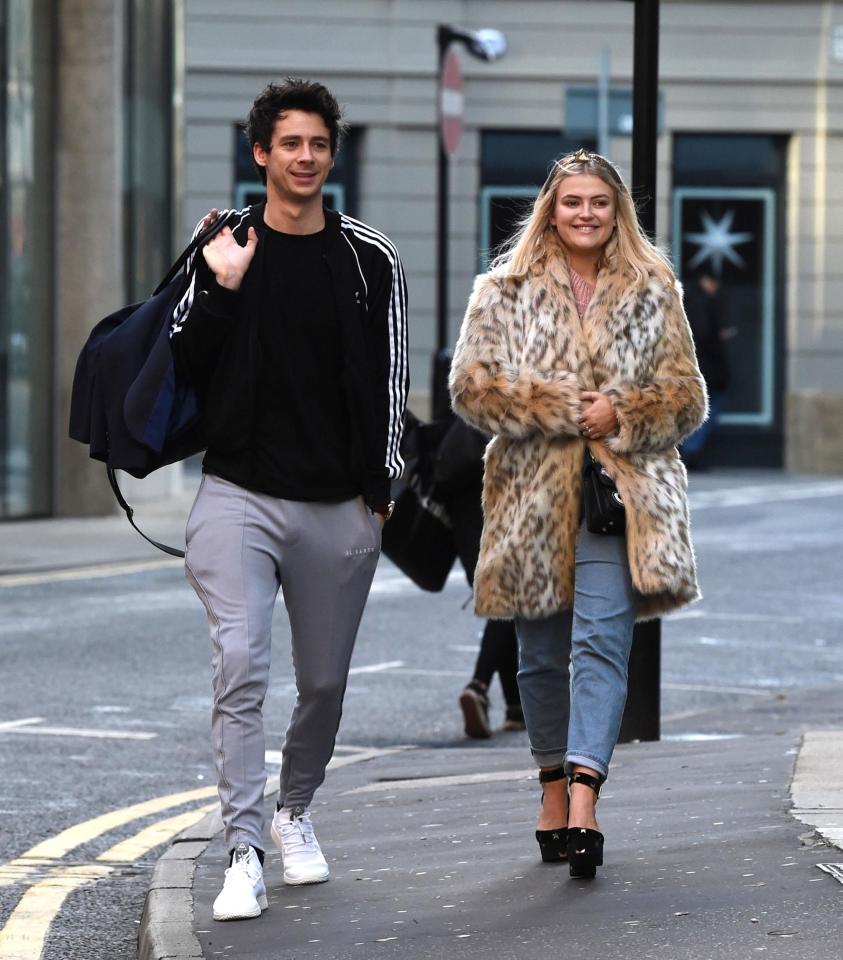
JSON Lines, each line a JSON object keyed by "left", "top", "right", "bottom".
{"left": 572, "top": 147, "right": 592, "bottom": 163}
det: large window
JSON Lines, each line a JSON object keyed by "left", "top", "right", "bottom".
{"left": 479, "top": 131, "right": 595, "bottom": 270}
{"left": 232, "top": 124, "right": 361, "bottom": 215}
{"left": 124, "top": 0, "right": 176, "bottom": 302}
{"left": 1, "top": 0, "right": 53, "bottom": 516}
{"left": 672, "top": 134, "right": 788, "bottom": 466}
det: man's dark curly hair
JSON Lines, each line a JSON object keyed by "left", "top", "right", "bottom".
{"left": 245, "top": 78, "right": 347, "bottom": 184}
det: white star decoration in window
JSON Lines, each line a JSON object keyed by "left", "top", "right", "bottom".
{"left": 683, "top": 209, "right": 754, "bottom": 276}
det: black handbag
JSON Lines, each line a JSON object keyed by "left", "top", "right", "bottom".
{"left": 380, "top": 411, "right": 457, "bottom": 591}
{"left": 582, "top": 449, "right": 626, "bottom": 536}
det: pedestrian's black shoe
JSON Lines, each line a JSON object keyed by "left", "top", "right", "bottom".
{"left": 459, "top": 681, "right": 491, "bottom": 738}
{"left": 566, "top": 771, "right": 604, "bottom": 878}
{"left": 535, "top": 766, "right": 568, "bottom": 862}
{"left": 502, "top": 702, "right": 526, "bottom": 731}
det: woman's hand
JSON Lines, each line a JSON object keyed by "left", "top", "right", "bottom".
{"left": 579, "top": 391, "right": 618, "bottom": 440}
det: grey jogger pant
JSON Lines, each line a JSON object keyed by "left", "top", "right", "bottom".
{"left": 185, "top": 473, "right": 381, "bottom": 852}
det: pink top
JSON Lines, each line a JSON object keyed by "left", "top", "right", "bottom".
{"left": 568, "top": 267, "right": 595, "bottom": 319}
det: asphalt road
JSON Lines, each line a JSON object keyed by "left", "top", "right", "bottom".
{"left": 0, "top": 470, "right": 841, "bottom": 959}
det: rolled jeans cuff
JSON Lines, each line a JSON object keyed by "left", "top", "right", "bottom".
{"left": 531, "top": 748, "right": 567, "bottom": 770}
{"left": 565, "top": 751, "right": 608, "bottom": 781}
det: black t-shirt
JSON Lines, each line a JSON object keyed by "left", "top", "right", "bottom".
{"left": 204, "top": 224, "right": 359, "bottom": 502}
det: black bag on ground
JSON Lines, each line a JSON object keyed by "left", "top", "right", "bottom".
{"left": 68, "top": 210, "right": 235, "bottom": 556}
{"left": 381, "top": 411, "right": 457, "bottom": 591}
{"left": 582, "top": 449, "right": 626, "bottom": 536}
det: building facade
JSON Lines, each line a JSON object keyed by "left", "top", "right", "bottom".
{"left": 2, "top": 1, "right": 841, "bottom": 518}
{"left": 180, "top": 0, "right": 842, "bottom": 474}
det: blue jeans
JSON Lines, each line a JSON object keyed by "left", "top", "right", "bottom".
{"left": 515, "top": 521, "right": 636, "bottom": 780}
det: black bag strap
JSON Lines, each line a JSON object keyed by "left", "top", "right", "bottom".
{"left": 152, "top": 209, "right": 238, "bottom": 295}
{"left": 107, "top": 467, "right": 185, "bottom": 559}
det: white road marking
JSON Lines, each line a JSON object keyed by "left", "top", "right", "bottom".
{"left": 0, "top": 723, "right": 157, "bottom": 741}
{"left": 0, "top": 558, "right": 181, "bottom": 588}
{"left": 816, "top": 863, "right": 843, "bottom": 884}
{"left": 348, "top": 660, "right": 404, "bottom": 675}
{"left": 662, "top": 682, "right": 775, "bottom": 697}
{"left": 394, "top": 668, "right": 466, "bottom": 678}
{"left": 328, "top": 745, "right": 415, "bottom": 769}
{"left": 689, "top": 479, "right": 843, "bottom": 511}
{"left": 691, "top": 635, "right": 838, "bottom": 655}
{"left": 0, "top": 718, "right": 44, "bottom": 730}
{"left": 662, "top": 732, "right": 745, "bottom": 742}
{"left": 346, "top": 768, "right": 534, "bottom": 794}
{"left": 667, "top": 609, "right": 804, "bottom": 624}
{"left": 0, "top": 561, "right": 467, "bottom": 598}
{"left": 369, "top": 568, "right": 467, "bottom": 596}
{"left": 264, "top": 744, "right": 415, "bottom": 769}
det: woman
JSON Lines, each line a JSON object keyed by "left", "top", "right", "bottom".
{"left": 448, "top": 149, "right": 706, "bottom": 879}
{"left": 431, "top": 414, "right": 524, "bottom": 737}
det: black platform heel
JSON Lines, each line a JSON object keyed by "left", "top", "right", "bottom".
{"left": 566, "top": 771, "right": 604, "bottom": 879}
{"left": 535, "top": 767, "right": 568, "bottom": 863}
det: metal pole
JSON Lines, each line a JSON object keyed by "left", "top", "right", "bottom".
{"left": 597, "top": 46, "right": 610, "bottom": 158}
{"left": 436, "top": 37, "right": 449, "bottom": 354}
{"left": 619, "top": 0, "right": 661, "bottom": 744}
{"left": 432, "top": 28, "right": 452, "bottom": 421}
{"left": 631, "top": 0, "right": 659, "bottom": 237}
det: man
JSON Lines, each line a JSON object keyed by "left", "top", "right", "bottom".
{"left": 170, "top": 78, "right": 408, "bottom": 921}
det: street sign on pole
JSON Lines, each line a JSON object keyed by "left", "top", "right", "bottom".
{"left": 440, "top": 47, "right": 464, "bottom": 156}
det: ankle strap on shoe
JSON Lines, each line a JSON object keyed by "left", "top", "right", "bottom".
{"left": 569, "top": 771, "right": 602, "bottom": 796}
{"left": 538, "top": 766, "right": 567, "bottom": 784}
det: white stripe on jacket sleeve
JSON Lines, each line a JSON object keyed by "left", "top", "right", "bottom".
{"left": 341, "top": 215, "right": 409, "bottom": 479}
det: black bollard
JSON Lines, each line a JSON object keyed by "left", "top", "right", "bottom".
{"left": 618, "top": 619, "right": 661, "bottom": 742}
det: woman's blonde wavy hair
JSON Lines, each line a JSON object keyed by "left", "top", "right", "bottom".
{"left": 491, "top": 148, "right": 674, "bottom": 288}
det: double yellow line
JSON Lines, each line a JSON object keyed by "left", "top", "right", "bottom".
{"left": 0, "top": 786, "right": 218, "bottom": 959}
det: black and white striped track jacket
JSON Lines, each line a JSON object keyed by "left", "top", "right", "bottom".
{"left": 169, "top": 202, "right": 409, "bottom": 511}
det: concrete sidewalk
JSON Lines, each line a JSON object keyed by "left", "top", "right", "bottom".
{"left": 0, "top": 487, "right": 199, "bottom": 576}
{"left": 139, "top": 684, "right": 843, "bottom": 960}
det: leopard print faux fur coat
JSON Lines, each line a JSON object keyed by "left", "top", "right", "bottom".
{"left": 449, "top": 249, "right": 707, "bottom": 622}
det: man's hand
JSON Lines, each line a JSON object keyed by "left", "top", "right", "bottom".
{"left": 579, "top": 391, "right": 618, "bottom": 441}
{"left": 201, "top": 219, "right": 258, "bottom": 291}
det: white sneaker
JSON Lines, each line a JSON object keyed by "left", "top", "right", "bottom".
{"left": 212, "top": 843, "right": 268, "bottom": 921}
{"left": 270, "top": 806, "right": 330, "bottom": 885}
